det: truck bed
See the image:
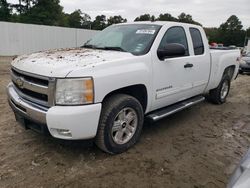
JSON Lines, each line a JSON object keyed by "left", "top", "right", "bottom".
{"left": 206, "top": 49, "right": 240, "bottom": 91}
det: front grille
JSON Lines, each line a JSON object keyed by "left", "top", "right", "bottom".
{"left": 11, "top": 67, "right": 55, "bottom": 107}
{"left": 12, "top": 68, "right": 49, "bottom": 86}
{"left": 13, "top": 82, "right": 48, "bottom": 101}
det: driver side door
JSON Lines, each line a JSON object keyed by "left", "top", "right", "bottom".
{"left": 151, "top": 26, "right": 195, "bottom": 110}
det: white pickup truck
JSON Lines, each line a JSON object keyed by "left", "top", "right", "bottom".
{"left": 7, "top": 21, "right": 240, "bottom": 154}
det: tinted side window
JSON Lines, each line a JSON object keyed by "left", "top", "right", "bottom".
{"left": 189, "top": 28, "right": 204, "bottom": 55}
{"left": 159, "top": 26, "right": 189, "bottom": 56}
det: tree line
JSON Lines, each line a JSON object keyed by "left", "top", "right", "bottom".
{"left": 0, "top": 0, "right": 249, "bottom": 46}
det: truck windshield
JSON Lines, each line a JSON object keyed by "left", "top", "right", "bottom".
{"left": 83, "top": 24, "right": 161, "bottom": 55}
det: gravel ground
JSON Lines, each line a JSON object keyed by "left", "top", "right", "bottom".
{"left": 0, "top": 58, "right": 250, "bottom": 188}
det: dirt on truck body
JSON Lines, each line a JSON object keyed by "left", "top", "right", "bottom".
{"left": 0, "top": 58, "right": 250, "bottom": 188}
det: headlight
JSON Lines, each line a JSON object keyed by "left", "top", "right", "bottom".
{"left": 55, "top": 78, "right": 94, "bottom": 105}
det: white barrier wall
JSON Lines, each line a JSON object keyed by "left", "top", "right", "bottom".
{"left": 0, "top": 22, "right": 99, "bottom": 56}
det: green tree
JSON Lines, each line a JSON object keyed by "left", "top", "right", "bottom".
{"left": 220, "top": 15, "right": 243, "bottom": 31}
{"left": 178, "top": 12, "right": 201, "bottom": 26}
{"left": 157, "top": 13, "right": 177, "bottom": 21}
{"left": 67, "top": 10, "right": 86, "bottom": 28}
{"left": 151, "top": 15, "right": 155, "bottom": 21}
{"left": 58, "top": 11, "right": 91, "bottom": 28}
{"left": 67, "top": 10, "right": 82, "bottom": 28}
{"left": 11, "top": 0, "right": 34, "bottom": 14}
{"left": 63, "top": 10, "right": 91, "bottom": 29}
{"left": 57, "top": 12, "right": 69, "bottom": 27}
{"left": 19, "top": 0, "right": 64, "bottom": 26}
{"left": 80, "top": 13, "right": 91, "bottom": 29}
{"left": 91, "top": 15, "right": 107, "bottom": 30}
{"left": 0, "top": 0, "right": 11, "bottom": 21}
{"left": 204, "top": 27, "right": 220, "bottom": 43}
{"left": 218, "top": 15, "right": 245, "bottom": 46}
{"left": 246, "top": 27, "right": 250, "bottom": 37}
{"left": 11, "top": 0, "right": 25, "bottom": 14}
{"left": 134, "top": 14, "right": 155, "bottom": 21}
{"left": 107, "top": 15, "right": 127, "bottom": 26}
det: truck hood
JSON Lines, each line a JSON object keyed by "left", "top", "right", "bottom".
{"left": 12, "top": 48, "right": 134, "bottom": 77}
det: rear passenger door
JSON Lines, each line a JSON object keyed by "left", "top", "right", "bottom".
{"left": 187, "top": 27, "right": 210, "bottom": 95}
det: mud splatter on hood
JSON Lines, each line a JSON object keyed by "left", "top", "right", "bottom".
{"left": 12, "top": 48, "right": 133, "bottom": 77}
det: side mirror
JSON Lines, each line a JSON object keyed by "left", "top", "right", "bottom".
{"left": 157, "top": 43, "right": 186, "bottom": 60}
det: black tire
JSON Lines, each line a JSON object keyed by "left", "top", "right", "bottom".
{"left": 207, "top": 74, "right": 231, "bottom": 104}
{"left": 239, "top": 70, "right": 243, "bottom": 74}
{"left": 95, "top": 94, "right": 144, "bottom": 154}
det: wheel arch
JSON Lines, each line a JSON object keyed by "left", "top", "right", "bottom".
{"left": 223, "top": 65, "right": 236, "bottom": 80}
{"left": 102, "top": 84, "right": 148, "bottom": 113}
{"left": 208, "top": 65, "right": 236, "bottom": 91}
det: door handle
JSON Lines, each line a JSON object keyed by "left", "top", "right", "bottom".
{"left": 184, "top": 63, "right": 193, "bottom": 68}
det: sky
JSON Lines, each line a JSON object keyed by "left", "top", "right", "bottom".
{"left": 8, "top": 0, "right": 250, "bottom": 29}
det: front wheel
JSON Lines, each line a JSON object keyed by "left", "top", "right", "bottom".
{"left": 207, "top": 74, "right": 231, "bottom": 104}
{"left": 95, "top": 94, "right": 144, "bottom": 154}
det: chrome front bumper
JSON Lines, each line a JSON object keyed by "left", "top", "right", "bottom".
{"left": 7, "top": 83, "right": 48, "bottom": 124}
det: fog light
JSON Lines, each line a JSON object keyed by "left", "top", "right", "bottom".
{"left": 50, "top": 128, "right": 72, "bottom": 138}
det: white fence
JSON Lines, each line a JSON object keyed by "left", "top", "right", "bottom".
{"left": 0, "top": 22, "right": 99, "bottom": 56}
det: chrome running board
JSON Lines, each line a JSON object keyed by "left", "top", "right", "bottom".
{"left": 147, "top": 95, "right": 205, "bottom": 121}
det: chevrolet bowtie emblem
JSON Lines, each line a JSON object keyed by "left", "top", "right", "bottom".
{"left": 16, "top": 78, "right": 24, "bottom": 88}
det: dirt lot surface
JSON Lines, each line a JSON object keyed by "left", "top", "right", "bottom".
{"left": 0, "top": 58, "right": 250, "bottom": 188}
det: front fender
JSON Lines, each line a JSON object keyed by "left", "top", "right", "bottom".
{"left": 67, "top": 54, "right": 153, "bottom": 112}
{"left": 94, "top": 61, "right": 151, "bottom": 111}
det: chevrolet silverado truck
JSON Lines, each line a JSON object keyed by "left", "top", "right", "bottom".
{"left": 7, "top": 21, "right": 240, "bottom": 154}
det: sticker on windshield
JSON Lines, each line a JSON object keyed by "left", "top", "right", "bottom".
{"left": 136, "top": 29, "right": 156, "bottom": 34}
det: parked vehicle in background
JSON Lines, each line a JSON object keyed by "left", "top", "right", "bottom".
{"left": 229, "top": 45, "right": 237, "bottom": 49}
{"left": 210, "top": 42, "right": 218, "bottom": 48}
{"left": 227, "top": 149, "right": 250, "bottom": 188}
{"left": 239, "top": 52, "right": 250, "bottom": 73}
{"left": 210, "top": 42, "right": 224, "bottom": 48}
{"left": 7, "top": 21, "right": 240, "bottom": 154}
{"left": 218, "top": 43, "right": 224, "bottom": 48}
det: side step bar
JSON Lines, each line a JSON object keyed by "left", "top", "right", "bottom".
{"left": 146, "top": 95, "right": 205, "bottom": 121}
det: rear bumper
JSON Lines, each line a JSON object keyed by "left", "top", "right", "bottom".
{"left": 7, "top": 83, "right": 102, "bottom": 140}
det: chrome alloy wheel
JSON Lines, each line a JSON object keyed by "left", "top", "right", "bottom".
{"left": 220, "top": 81, "right": 229, "bottom": 100}
{"left": 111, "top": 107, "right": 138, "bottom": 145}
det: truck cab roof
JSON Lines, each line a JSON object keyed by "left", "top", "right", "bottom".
{"left": 116, "top": 21, "right": 202, "bottom": 28}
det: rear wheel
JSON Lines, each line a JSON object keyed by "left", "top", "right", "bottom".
{"left": 207, "top": 74, "right": 231, "bottom": 104}
{"left": 95, "top": 94, "right": 144, "bottom": 154}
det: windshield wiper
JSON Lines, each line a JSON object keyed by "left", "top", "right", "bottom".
{"left": 82, "top": 44, "right": 127, "bottom": 53}
{"left": 82, "top": 44, "right": 98, "bottom": 49}
{"left": 102, "top": 46, "right": 127, "bottom": 52}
